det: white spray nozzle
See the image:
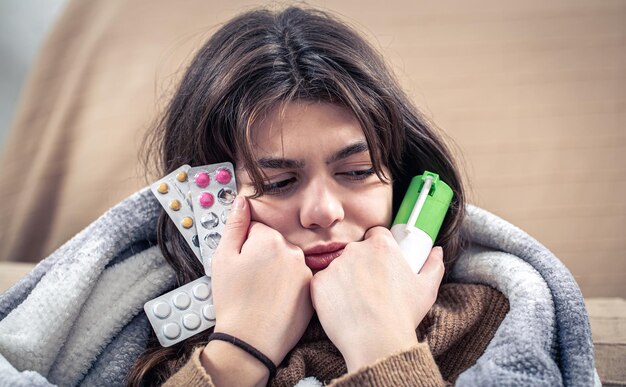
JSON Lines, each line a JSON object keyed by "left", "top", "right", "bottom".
{"left": 405, "top": 176, "right": 433, "bottom": 234}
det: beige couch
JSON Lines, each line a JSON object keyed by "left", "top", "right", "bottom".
{"left": 0, "top": 0, "right": 624, "bottom": 383}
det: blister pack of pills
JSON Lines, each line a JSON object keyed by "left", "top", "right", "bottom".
{"left": 145, "top": 162, "right": 238, "bottom": 346}
{"left": 188, "top": 162, "right": 237, "bottom": 275}
{"left": 144, "top": 276, "right": 216, "bottom": 347}
{"left": 150, "top": 165, "right": 201, "bottom": 262}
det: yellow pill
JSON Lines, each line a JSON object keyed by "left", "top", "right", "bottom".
{"left": 157, "top": 183, "right": 169, "bottom": 194}
{"left": 169, "top": 199, "right": 181, "bottom": 211}
{"left": 176, "top": 171, "right": 188, "bottom": 182}
{"left": 181, "top": 217, "right": 193, "bottom": 229}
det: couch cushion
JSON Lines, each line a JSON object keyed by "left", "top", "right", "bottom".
{"left": 586, "top": 297, "right": 626, "bottom": 386}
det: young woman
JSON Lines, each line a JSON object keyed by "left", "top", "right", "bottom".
{"left": 129, "top": 6, "right": 508, "bottom": 386}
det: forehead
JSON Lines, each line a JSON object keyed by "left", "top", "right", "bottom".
{"left": 251, "top": 101, "right": 366, "bottom": 155}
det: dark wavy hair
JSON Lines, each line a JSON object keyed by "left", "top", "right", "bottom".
{"left": 129, "top": 6, "right": 467, "bottom": 386}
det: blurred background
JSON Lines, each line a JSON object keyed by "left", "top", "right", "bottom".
{"left": 0, "top": 0, "right": 624, "bottom": 299}
{"left": 0, "top": 0, "right": 67, "bottom": 147}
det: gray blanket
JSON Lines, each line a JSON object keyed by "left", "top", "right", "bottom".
{"left": 0, "top": 188, "right": 597, "bottom": 386}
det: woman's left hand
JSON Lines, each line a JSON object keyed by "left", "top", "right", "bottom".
{"left": 310, "top": 226, "right": 445, "bottom": 372}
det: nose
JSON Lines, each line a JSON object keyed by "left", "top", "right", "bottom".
{"left": 299, "top": 178, "right": 345, "bottom": 229}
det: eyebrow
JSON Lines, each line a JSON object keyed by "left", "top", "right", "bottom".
{"left": 256, "top": 140, "right": 370, "bottom": 169}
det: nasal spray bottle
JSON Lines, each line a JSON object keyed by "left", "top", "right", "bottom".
{"left": 391, "top": 171, "right": 453, "bottom": 273}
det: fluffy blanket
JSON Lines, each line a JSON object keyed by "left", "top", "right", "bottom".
{"left": 0, "top": 188, "right": 597, "bottom": 386}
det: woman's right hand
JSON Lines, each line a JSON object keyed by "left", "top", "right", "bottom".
{"left": 207, "top": 195, "right": 314, "bottom": 367}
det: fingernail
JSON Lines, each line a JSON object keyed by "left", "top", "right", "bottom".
{"left": 233, "top": 195, "right": 245, "bottom": 209}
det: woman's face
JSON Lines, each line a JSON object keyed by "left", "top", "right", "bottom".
{"left": 236, "top": 101, "right": 393, "bottom": 271}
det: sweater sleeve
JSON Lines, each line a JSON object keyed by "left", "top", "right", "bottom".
{"left": 163, "top": 347, "right": 215, "bottom": 387}
{"left": 329, "top": 341, "right": 445, "bottom": 387}
{"left": 164, "top": 342, "right": 444, "bottom": 387}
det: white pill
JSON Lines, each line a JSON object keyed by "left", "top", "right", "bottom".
{"left": 173, "top": 293, "right": 191, "bottom": 310}
{"left": 152, "top": 302, "right": 171, "bottom": 319}
{"left": 183, "top": 313, "right": 201, "bottom": 330}
{"left": 163, "top": 323, "right": 181, "bottom": 339}
{"left": 203, "top": 304, "right": 216, "bottom": 321}
{"left": 192, "top": 283, "right": 211, "bottom": 300}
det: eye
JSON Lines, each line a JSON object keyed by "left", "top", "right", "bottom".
{"left": 341, "top": 167, "right": 375, "bottom": 181}
{"left": 262, "top": 177, "right": 297, "bottom": 195}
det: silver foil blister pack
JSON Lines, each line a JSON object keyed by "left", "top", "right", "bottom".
{"left": 188, "top": 162, "right": 237, "bottom": 275}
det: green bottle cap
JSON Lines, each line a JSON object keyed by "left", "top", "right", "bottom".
{"left": 392, "top": 171, "right": 453, "bottom": 242}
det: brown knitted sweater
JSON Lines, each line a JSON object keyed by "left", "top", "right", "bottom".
{"left": 164, "top": 283, "right": 509, "bottom": 386}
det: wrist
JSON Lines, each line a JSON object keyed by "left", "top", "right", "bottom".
{"left": 343, "top": 331, "right": 419, "bottom": 373}
{"left": 201, "top": 340, "right": 269, "bottom": 387}
{"left": 214, "top": 322, "right": 285, "bottom": 366}
{"left": 209, "top": 333, "right": 277, "bottom": 378}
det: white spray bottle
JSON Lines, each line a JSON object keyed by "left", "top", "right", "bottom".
{"left": 390, "top": 171, "right": 453, "bottom": 273}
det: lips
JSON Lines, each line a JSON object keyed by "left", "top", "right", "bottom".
{"left": 303, "top": 242, "right": 347, "bottom": 271}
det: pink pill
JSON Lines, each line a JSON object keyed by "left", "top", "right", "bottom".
{"left": 215, "top": 168, "right": 232, "bottom": 184}
{"left": 199, "top": 192, "right": 214, "bottom": 208}
{"left": 194, "top": 172, "right": 210, "bottom": 188}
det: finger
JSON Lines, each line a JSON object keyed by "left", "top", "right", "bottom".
{"left": 245, "top": 220, "right": 268, "bottom": 242}
{"left": 418, "top": 246, "right": 445, "bottom": 283}
{"left": 246, "top": 221, "right": 302, "bottom": 253}
{"left": 215, "top": 195, "right": 250, "bottom": 254}
{"left": 363, "top": 225, "right": 392, "bottom": 240}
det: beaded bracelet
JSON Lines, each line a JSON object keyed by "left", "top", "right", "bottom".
{"left": 208, "top": 332, "right": 277, "bottom": 378}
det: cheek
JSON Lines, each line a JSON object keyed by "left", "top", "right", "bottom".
{"left": 347, "top": 185, "right": 394, "bottom": 228}
{"left": 246, "top": 197, "right": 297, "bottom": 231}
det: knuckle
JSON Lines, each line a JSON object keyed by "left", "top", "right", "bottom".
{"left": 437, "top": 259, "right": 446, "bottom": 275}
{"left": 376, "top": 226, "right": 393, "bottom": 237}
{"left": 370, "top": 226, "right": 391, "bottom": 237}
{"left": 246, "top": 221, "right": 262, "bottom": 235}
{"left": 371, "top": 232, "right": 394, "bottom": 250}
{"left": 249, "top": 223, "right": 277, "bottom": 242}
{"left": 342, "top": 241, "right": 355, "bottom": 253}
{"left": 290, "top": 245, "right": 305, "bottom": 259}
{"left": 265, "top": 230, "right": 284, "bottom": 247}
{"left": 432, "top": 255, "right": 446, "bottom": 278}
